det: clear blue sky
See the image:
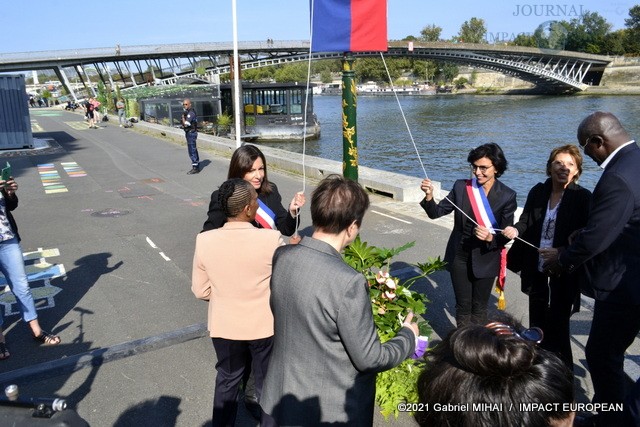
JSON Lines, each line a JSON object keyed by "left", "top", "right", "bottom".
{"left": 0, "top": 0, "right": 634, "bottom": 53}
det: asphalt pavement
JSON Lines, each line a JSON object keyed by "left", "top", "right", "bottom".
{"left": 0, "top": 107, "right": 637, "bottom": 426}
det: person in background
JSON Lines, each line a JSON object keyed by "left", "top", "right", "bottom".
{"left": 182, "top": 99, "right": 200, "bottom": 175}
{"left": 202, "top": 145, "right": 305, "bottom": 239}
{"left": 546, "top": 112, "right": 640, "bottom": 426}
{"left": 502, "top": 145, "right": 591, "bottom": 369}
{"left": 84, "top": 98, "right": 97, "bottom": 129}
{"left": 116, "top": 98, "right": 126, "bottom": 127}
{"left": 420, "top": 143, "right": 517, "bottom": 327}
{"left": 261, "top": 175, "right": 418, "bottom": 426}
{"left": 90, "top": 97, "right": 101, "bottom": 123}
{"left": 192, "top": 178, "right": 285, "bottom": 426}
{"left": 415, "top": 314, "right": 575, "bottom": 427}
{"left": 0, "top": 177, "right": 61, "bottom": 361}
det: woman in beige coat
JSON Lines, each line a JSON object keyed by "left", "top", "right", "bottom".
{"left": 192, "top": 178, "right": 285, "bottom": 427}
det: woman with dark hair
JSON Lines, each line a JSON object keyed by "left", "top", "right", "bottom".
{"left": 502, "top": 145, "right": 591, "bottom": 368}
{"left": 415, "top": 314, "right": 575, "bottom": 427}
{"left": 202, "top": 145, "right": 305, "bottom": 237}
{"left": 192, "top": 178, "right": 285, "bottom": 426}
{"left": 420, "top": 143, "right": 517, "bottom": 326}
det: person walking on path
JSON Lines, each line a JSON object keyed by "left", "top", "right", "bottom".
{"left": 546, "top": 112, "right": 640, "bottom": 426}
{"left": 116, "top": 98, "right": 126, "bottom": 127}
{"left": 502, "top": 145, "right": 591, "bottom": 369}
{"left": 192, "top": 178, "right": 285, "bottom": 426}
{"left": 0, "top": 176, "right": 61, "bottom": 361}
{"left": 84, "top": 99, "right": 97, "bottom": 129}
{"left": 181, "top": 99, "right": 200, "bottom": 174}
{"left": 420, "top": 143, "right": 517, "bottom": 327}
{"left": 261, "top": 175, "right": 418, "bottom": 426}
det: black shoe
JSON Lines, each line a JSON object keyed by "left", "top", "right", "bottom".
{"left": 187, "top": 166, "right": 200, "bottom": 175}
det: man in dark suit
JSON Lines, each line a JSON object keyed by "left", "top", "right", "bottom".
{"left": 552, "top": 112, "right": 640, "bottom": 426}
{"left": 261, "top": 175, "right": 418, "bottom": 426}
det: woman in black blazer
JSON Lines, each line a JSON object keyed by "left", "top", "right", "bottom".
{"left": 420, "top": 143, "right": 517, "bottom": 327}
{"left": 202, "top": 145, "right": 305, "bottom": 236}
{"left": 502, "top": 144, "right": 591, "bottom": 368}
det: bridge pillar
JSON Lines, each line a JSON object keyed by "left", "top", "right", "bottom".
{"left": 341, "top": 54, "right": 358, "bottom": 181}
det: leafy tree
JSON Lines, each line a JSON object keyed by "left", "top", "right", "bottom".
{"left": 273, "top": 63, "right": 308, "bottom": 83}
{"left": 354, "top": 57, "right": 402, "bottom": 83}
{"left": 457, "top": 17, "right": 487, "bottom": 43}
{"left": 320, "top": 69, "right": 333, "bottom": 83}
{"left": 401, "top": 35, "right": 418, "bottom": 41}
{"left": 420, "top": 24, "right": 442, "bottom": 42}
{"left": 624, "top": 5, "right": 640, "bottom": 54}
{"left": 563, "top": 11, "right": 612, "bottom": 53}
{"left": 511, "top": 33, "right": 538, "bottom": 47}
{"left": 602, "top": 30, "right": 627, "bottom": 55}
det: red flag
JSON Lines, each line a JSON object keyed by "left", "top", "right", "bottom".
{"left": 310, "top": 0, "right": 387, "bottom": 52}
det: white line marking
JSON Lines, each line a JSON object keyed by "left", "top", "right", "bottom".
{"left": 159, "top": 252, "right": 171, "bottom": 261}
{"left": 371, "top": 210, "right": 412, "bottom": 224}
{"left": 146, "top": 236, "right": 158, "bottom": 249}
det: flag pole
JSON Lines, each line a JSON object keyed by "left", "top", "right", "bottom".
{"left": 231, "top": 0, "right": 242, "bottom": 148}
{"left": 341, "top": 53, "right": 358, "bottom": 181}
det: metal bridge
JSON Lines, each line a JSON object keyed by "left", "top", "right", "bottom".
{"left": 0, "top": 41, "right": 612, "bottom": 98}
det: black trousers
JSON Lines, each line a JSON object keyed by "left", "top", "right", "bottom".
{"left": 586, "top": 300, "right": 640, "bottom": 427}
{"left": 450, "top": 250, "right": 495, "bottom": 327}
{"left": 211, "top": 336, "right": 273, "bottom": 427}
{"left": 522, "top": 271, "right": 577, "bottom": 368}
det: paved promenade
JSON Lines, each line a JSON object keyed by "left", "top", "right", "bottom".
{"left": 0, "top": 107, "right": 637, "bottom": 426}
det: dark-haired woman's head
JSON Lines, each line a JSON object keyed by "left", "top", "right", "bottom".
{"left": 415, "top": 314, "right": 575, "bottom": 427}
{"left": 218, "top": 178, "right": 258, "bottom": 220}
{"left": 467, "top": 143, "right": 508, "bottom": 177}
{"left": 228, "top": 145, "right": 272, "bottom": 195}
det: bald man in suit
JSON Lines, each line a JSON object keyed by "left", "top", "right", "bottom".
{"left": 549, "top": 112, "right": 640, "bottom": 426}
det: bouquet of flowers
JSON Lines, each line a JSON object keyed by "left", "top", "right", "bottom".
{"left": 343, "top": 236, "right": 446, "bottom": 418}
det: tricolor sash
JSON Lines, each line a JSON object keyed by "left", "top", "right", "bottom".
{"left": 255, "top": 199, "right": 276, "bottom": 230}
{"left": 465, "top": 178, "right": 498, "bottom": 233}
{"left": 465, "top": 179, "right": 507, "bottom": 310}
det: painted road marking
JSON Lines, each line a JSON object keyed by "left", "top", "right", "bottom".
{"left": 0, "top": 247, "right": 65, "bottom": 315}
{"left": 146, "top": 236, "right": 171, "bottom": 261}
{"left": 31, "top": 120, "right": 44, "bottom": 132}
{"left": 37, "top": 163, "right": 68, "bottom": 194}
{"left": 371, "top": 210, "right": 413, "bottom": 224}
{"left": 61, "top": 161, "right": 87, "bottom": 177}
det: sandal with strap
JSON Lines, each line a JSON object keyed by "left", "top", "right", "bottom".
{"left": 0, "top": 342, "right": 9, "bottom": 360}
{"left": 33, "top": 331, "right": 61, "bottom": 346}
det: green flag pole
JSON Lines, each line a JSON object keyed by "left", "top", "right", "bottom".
{"left": 341, "top": 53, "right": 358, "bottom": 181}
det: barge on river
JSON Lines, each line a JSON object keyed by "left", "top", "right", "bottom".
{"left": 137, "top": 82, "right": 320, "bottom": 142}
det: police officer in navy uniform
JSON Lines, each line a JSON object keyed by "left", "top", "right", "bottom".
{"left": 182, "top": 99, "right": 200, "bottom": 174}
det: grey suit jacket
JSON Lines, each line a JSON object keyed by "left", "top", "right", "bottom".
{"left": 261, "top": 237, "right": 415, "bottom": 425}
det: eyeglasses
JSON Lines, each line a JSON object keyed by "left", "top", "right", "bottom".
{"left": 579, "top": 135, "right": 600, "bottom": 150}
{"left": 543, "top": 217, "right": 556, "bottom": 240}
{"left": 485, "top": 322, "right": 544, "bottom": 344}
{"left": 182, "top": 103, "right": 189, "bottom": 107}
{"left": 471, "top": 164, "right": 493, "bottom": 173}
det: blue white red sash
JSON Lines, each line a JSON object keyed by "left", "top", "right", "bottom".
{"left": 465, "top": 179, "right": 498, "bottom": 233}
{"left": 255, "top": 199, "right": 276, "bottom": 230}
{"left": 465, "top": 179, "right": 507, "bottom": 309}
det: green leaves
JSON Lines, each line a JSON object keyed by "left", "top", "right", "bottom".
{"left": 342, "top": 237, "right": 446, "bottom": 419}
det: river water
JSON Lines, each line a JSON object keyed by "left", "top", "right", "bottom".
{"left": 261, "top": 94, "right": 640, "bottom": 205}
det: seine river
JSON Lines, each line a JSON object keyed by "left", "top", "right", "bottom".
{"left": 261, "top": 94, "right": 640, "bottom": 205}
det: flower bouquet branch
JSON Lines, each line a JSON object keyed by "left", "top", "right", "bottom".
{"left": 343, "top": 235, "right": 446, "bottom": 418}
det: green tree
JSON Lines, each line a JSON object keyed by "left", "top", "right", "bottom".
{"left": 564, "top": 11, "right": 612, "bottom": 53}
{"left": 624, "top": 5, "right": 640, "bottom": 54}
{"left": 457, "top": 17, "right": 487, "bottom": 43}
{"left": 273, "top": 63, "right": 308, "bottom": 83}
{"left": 511, "top": 33, "right": 538, "bottom": 47}
{"left": 320, "top": 69, "right": 333, "bottom": 83}
{"left": 420, "top": 24, "right": 442, "bottom": 42}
